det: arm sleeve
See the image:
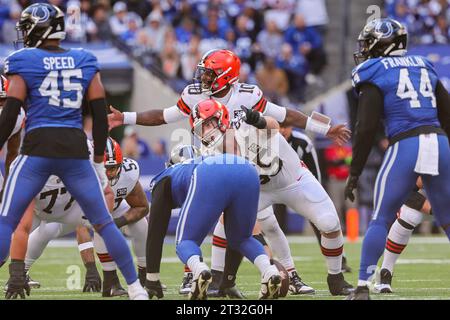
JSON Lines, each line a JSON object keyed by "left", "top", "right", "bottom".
{"left": 0, "top": 97, "right": 22, "bottom": 150}
{"left": 262, "top": 101, "right": 287, "bottom": 123}
{"left": 350, "top": 83, "right": 384, "bottom": 177}
{"left": 163, "top": 105, "right": 188, "bottom": 123}
{"left": 90, "top": 98, "right": 108, "bottom": 157}
{"left": 147, "top": 177, "right": 174, "bottom": 273}
{"left": 436, "top": 80, "right": 450, "bottom": 139}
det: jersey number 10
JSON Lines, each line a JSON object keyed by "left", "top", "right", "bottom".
{"left": 39, "top": 69, "right": 83, "bottom": 109}
{"left": 396, "top": 68, "right": 436, "bottom": 108}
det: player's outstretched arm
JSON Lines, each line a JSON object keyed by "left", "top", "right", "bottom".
{"left": 345, "top": 83, "right": 383, "bottom": 202}
{"left": 0, "top": 75, "right": 26, "bottom": 151}
{"left": 108, "top": 106, "right": 166, "bottom": 130}
{"left": 435, "top": 80, "right": 450, "bottom": 139}
{"left": 114, "top": 182, "right": 149, "bottom": 228}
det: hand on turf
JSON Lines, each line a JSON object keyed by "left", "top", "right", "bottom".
{"left": 83, "top": 273, "right": 101, "bottom": 293}
{"left": 5, "top": 277, "right": 30, "bottom": 299}
{"left": 344, "top": 175, "right": 358, "bottom": 202}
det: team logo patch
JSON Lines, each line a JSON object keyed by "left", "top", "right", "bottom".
{"left": 117, "top": 188, "right": 127, "bottom": 197}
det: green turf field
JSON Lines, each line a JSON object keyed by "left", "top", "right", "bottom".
{"left": 1, "top": 236, "right": 449, "bottom": 300}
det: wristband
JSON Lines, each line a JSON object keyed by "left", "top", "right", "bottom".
{"left": 78, "top": 242, "right": 94, "bottom": 252}
{"left": 123, "top": 112, "right": 137, "bottom": 125}
{"left": 305, "top": 117, "right": 331, "bottom": 135}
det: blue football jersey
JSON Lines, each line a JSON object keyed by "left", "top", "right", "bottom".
{"left": 150, "top": 158, "right": 202, "bottom": 208}
{"left": 352, "top": 55, "right": 440, "bottom": 138}
{"left": 4, "top": 47, "right": 99, "bottom": 133}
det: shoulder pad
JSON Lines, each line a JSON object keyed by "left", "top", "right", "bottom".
{"left": 119, "top": 158, "right": 140, "bottom": 192}
{"left": 178, "top": 85, "right": 206, "bottom": 115}
{"left": 4, "top": 48, "right": 29, "bottom": 75}
{"left": 351, "top": 58, "right": 383, "bottom": 89}
{"left": 235, "top": 83, "right": 267, "bottom": 112}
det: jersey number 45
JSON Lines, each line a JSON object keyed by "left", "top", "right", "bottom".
{"left": 39, "top": 69, "right": 83, "bottom": 109}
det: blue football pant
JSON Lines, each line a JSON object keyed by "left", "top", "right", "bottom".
{"left": 0, "top": 155, "right": 138, "bottom": 284}
{"left": 176, "top": 155, "right": 266, "bottom": 265}
{"left": 359, "top": 135, "right": 450, "bottom": 281}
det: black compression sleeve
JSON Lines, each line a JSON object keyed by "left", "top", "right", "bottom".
{"left": 404, "top": 190, "right": 426, "bottom": 211}
{"left": 0, "top": 97, "right": 22, "bottom": 150}
{"left": 350, "top": 83, "right": 383, "bottom": 177}
{"left": 436, "top": 80, "right": 450, "bottom": 139}
{"left": 90, "top": 98, "right": 108, "bottom": 157}
{"left": 146, "top": 177, "right": 174, "bottom": 274}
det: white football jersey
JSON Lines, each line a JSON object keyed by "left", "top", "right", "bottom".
{"left": 111, "top": 158, "right": 140, "bottom": 211}
{"left": 0, "top": 108, "right": 25, "bottom": 188}
{"left": 177, "top": 82, "right": 268, "bottom": 121}
{"left": 233, "top": 121, "right": 308, "bottom": 191}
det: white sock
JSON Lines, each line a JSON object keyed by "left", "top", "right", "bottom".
{"left": 187, "top": 255, "right": 209, "bottom": 280}
{"left": 259, "top": 215, "right": 296, "bottom": 273}
{"left": 93, "top": 232, "right": 117, "bottom": 271}
{"left": 254, "top": 254, "right": 278, "bottom": 282}
{"left": 137, "top": 257, "right": 146, "bottom": 269}
{"left": 382, "top": 206, "right": 422, "bottom": 273}
{"left": 211, "top": 220, "right": 226, "bottom": 272}
{"left": 320, "top": 233, "right": 344, "bottom": 274}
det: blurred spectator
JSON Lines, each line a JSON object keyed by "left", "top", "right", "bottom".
{"left": 180, "top": 34, "right": 201, "bottom": 81}
{"left": 65, "top": 1, "right": 96, "bottom": 43}
{"left": 137, "top": 10, "right": 168, "bottom": 54}
{"left": 256, "top": 18, "right": 284, "bottom": 59}
{"left": 120, "top": 15, "right": 142, "bottom": 46}
{"left": 109, "top": 1, "right": 143, "bottom": 37}
{"left": 161, "top": 29, "right": 181, "bottom": 79}
{"left": 239, "top": 62, "right": 257, "bottom": 84}
{"left": 200, "top": 4, "right": 231, "bottom": 37}
{"left": 255, "top": 57, "right": 289, "bottom": 101}
{"left": 285, "top": 14, "right": 327, "bottom": 76}
{"left": 151, "top": 139, "right": 168, "bottom": 158}
{"left": 263, "top": 0, "right": 295, "bottom": 31}
{"left": 233, "top": 14, "right": 255, "bottom": 63}
{"left": 275, "top": 43, "right": 308, "bottom": 101}
{"left": 175, "top": 17, "right": 196, "bottom": 46}
{"left": 295, "top": 0, "right": 329, "bottom": 35}
{"left": 91, "top": 4, "right": 113, "bottom": 42}
{"left": 1, "top": 0, "right": 22, "bottom": 44}
{"left": 122, "top": 126, "right": 151, "bottom": 159}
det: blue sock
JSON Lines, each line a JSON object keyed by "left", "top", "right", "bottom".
{"left": 0, "top": 222, "right": 13, "bottom": 264}
{"left": 176, "top": 240, "right": 202, "bottom": 264}
{"left": 98, "top": 222, "right": 137, "bottom": 285}
{"left": 359, "top": 223, "right": 388, "bottom": 281}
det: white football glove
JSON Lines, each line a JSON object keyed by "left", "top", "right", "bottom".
{"left": 93, "top": 162, "right": 109, "bottom": 190}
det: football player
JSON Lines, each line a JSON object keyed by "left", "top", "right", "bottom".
{"left": 190, "top": 100, "right": 353, "bottom": 296}
{"left": 345, "top": 18, "right": 450, "bottom": 300}
{"left": 19, "top": 138, "right": 149, "bottom": 297}
{"left": 146, "top": 104, "right": 282, "bottom": 300}
{"left": 375, "top": 178, "right": 431, "bottom": 293}
{"left": 0, "top": 3, "right": 147, "bottom": 300}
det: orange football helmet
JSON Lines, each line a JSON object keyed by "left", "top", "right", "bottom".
{"left": 104, "top": 137, "right": 123, "bottom": 186}
{"left": 190, "top": 99, "right": 230, "bottom": 147}
{"left": 194, "top": 49, "right": 241, "bottom": 95}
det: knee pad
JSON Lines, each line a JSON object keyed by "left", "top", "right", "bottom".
{"left": 399, "top": 205, "right": 424, "bottom": 227}
{"left": 316, "top": 213, "right": 341, "bottom": 233}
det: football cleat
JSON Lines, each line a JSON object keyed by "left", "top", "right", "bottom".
{"left": 128, "top": 282, "right": 149, "bottom": 300}
{"left": 189, "top": 270, "right": 212, "bottom": 300}
{"left": 373, "top": 268, "right": 393, "bottom": 294}
{"left": 219, "top": 285, "right": 246, "bottom": 299}
{"left": 25, "top": 273, "right": 41, "bottom": 289}
{"left": 179, "top": 272, "right": 193, "bottom": 295}
{"left": 345, "top": 285, "right": 370, "bottom": 300}
{"left": 259, "top": 275, "right": 281, "bottom": 300}
{"left": 289, "top": 271, "right": 315, "bottom": 295}
{"left": 102, "top": 282, "right": 128, "bottom": 298}
{"left": 146, "top": 280, "right": 164, "bottom": 299}
{"left": 327, "top": 273, "right": 354, "bottom": 296}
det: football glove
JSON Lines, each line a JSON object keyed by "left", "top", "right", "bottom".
{"left": 344, "top": 175, "right": 358, "bottom": 202}
{"left": 5, "top": 261, "right": 30, "bottom": 299}
{"left": 241, "top": 106, "right": 267, "bottom": 129}
{"left": 146, "top": 279, "right": 164, "bottom": 299}
{"left": 83, "top": 262, "right": 101, "bottom": 293}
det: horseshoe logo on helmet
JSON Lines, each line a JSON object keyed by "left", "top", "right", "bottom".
{"left": 31, "top": 5, "right": 50, "bottom": 23}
